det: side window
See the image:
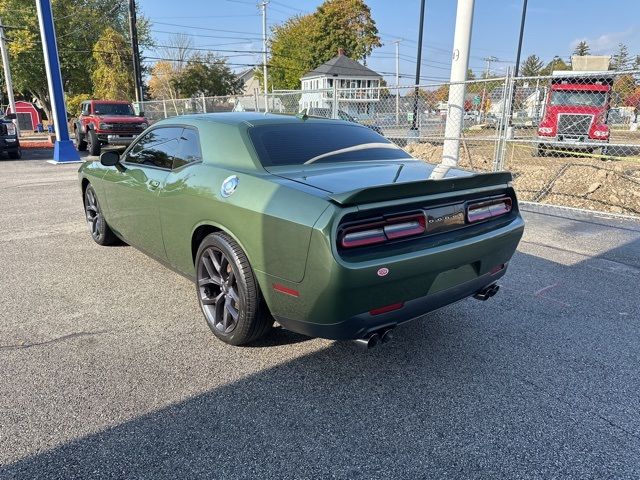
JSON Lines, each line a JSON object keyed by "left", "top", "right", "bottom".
{"left": 81, "top": 103, "right": 89, "bottom": 115}
{"left": 173, "top": 128, "right": 202, "bottom": 169}
{"left": 124, "top": 127, "right": 181, "bottom": 169}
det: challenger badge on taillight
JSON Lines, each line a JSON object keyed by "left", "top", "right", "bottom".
{"left": 466, "top": 197, "right": 512, "bottom": 223}
{"left": 340, "top": 213, "right": 426, "bottom": 248}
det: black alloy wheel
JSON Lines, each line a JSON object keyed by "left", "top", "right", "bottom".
{"left": 198, "top": 246, "right": 241, "bottom": 334}
{"left": 84, "top": 184, "right": 117, "bottom": 245}
{"left": 195, "top": 232, "right": 273, "bottom": 345}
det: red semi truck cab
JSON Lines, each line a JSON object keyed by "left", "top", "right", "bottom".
{"left": 536, "top": 73, "right": 613, "bottom": 155}
{"left": 74, "top": 100, "right": 148, "bottom": 156}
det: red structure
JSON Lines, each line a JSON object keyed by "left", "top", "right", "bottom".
{"left": 6, "top": 101, "right": 42, "bottom": 131}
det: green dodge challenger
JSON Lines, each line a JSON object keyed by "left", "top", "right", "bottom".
{"left": 79, "top": 112, "right": 524, "bottom": 347}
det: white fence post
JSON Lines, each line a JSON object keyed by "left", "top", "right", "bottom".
{"left": 332, "top": 83, "right": 339, "bottom": 119}
{"left": 162, "top": 99, "right": 167, "bottom": 119}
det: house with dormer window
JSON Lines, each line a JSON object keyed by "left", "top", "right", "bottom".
{"left": 299, "top": 49, "right": 382, "bottom": 119}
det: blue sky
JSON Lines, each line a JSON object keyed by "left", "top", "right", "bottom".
{"left": 138, "top": 0, "right": 640, "bottom": 85}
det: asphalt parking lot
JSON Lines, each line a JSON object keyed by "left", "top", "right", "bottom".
{"left": 1, "top": 150, "right": 640, "bottom": 479}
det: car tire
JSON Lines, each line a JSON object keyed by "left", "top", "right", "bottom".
{"left": 8, "top": 148, "right": 21, "bottom": 159}
{"left": 87, "top": 129, "right": 101, "bottom": 156}
{"left": 76, "top": 127, "right": 87, "bottom": 151}
{"left": 84, "top": 184, "right": 117, "bottom": 246}
{"left": 195, "top": 232, "right": 273, "bottom": 346}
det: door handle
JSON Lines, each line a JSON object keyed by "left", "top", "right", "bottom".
{"left": 148, "top": 180, "right": 160, "bottom": 190}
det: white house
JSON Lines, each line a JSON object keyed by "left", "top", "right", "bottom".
{"left": 236, "top": 68, "right": 261, "bottom": 96}
{"left": 299, "top": 49, "right": 382, "bottom": 118}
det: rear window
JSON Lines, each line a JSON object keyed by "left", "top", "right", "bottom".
{"left": 248, "top": 123, "right": 411, "bottom": 167}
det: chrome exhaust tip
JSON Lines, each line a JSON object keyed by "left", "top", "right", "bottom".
{"left": 473, "top": 283, "right": 500, "bottom": 301}
{"left": 353, "top": 333, "right": 381, "bottom": 350}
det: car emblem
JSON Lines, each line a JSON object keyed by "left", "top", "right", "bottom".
{"left": 377, "top": 267, "right": 389, "bottom": 277}
{"left": 221, "top": 176, "right": 239, "bottom": 198}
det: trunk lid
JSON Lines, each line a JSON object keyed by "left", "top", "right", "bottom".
{"left": 267, "top": 160, "right": 512, "bottom": 206}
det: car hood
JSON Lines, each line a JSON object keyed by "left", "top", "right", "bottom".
{"left": 267, "top": 160, "right": 474, "bottom": 194}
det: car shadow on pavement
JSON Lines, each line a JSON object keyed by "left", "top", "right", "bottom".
{"left": 2, "top": 240, "right": 640, "bottom": 479}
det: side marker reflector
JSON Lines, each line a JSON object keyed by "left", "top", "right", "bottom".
{"left": 369, "top": 302, "right": 404, "bottom": 316}
{"left": 273, "top": 283, "right": 299, "bottom": 297}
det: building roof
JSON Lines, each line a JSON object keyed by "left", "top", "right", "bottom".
{"left": 302, "top": 50, "right": 381, "bottom": 79}
{"left": 236, "top": 68, "right": 257, "bottom": 82}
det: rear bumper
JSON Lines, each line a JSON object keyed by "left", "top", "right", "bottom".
{"left": 0, "top": 137, "right": 20, "bottom": 151}
{"left": 261, "top": 214, "right": 525, "bottom": 340}
{"left": 275, "top": 267, "right": 507, "bottom": 340}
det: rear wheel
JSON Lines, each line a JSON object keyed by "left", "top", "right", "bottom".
{"left": 87, "top": 129, "right": 101, "bottom": 156}
{"left": 8, "top": 148, "right": 21, "bottom": 159}
{"left": 84, "top": 184, "right": 117, "bottom": 245}
{"left": 195, "top": 232, "right": 273, "bottom": 346}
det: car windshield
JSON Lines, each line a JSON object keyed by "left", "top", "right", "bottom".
{"left": 94, "top": 103, "right": 135, "bottom": 115}
{"left": 550, "top": 90, "right": 607, "bottom": 107}
{"left": 248, "top": 123, "right": 411, "bottom": 166}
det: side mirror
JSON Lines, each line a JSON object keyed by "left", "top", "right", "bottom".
{"left": 100, "top": 150, "right": 120, "bottom": 167}
{"left": 5, "top": 113, "right": 17, "bottom": 120}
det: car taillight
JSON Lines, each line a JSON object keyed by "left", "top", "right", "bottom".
{"left": 340, "top": 213, "right": 426, "bottom": 248}
{"left": 466, "top": 197, "right": 512, "bottom": 223}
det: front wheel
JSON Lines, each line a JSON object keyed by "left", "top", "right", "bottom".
{"left": 76, "top": 127, "right": 87, "bottom": 151}
{"left": 87, "top": 129, "right": 101, "bottom": 156}
{"left": 8, "top": 148, "right": 22, "bottom": 159}
{"left": 84, "top": 184, "right": 117, "bottom": 245}
{"left": 195, "top": 232, "right": 273, "bottom": 346}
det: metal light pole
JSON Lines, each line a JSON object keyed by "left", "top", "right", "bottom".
{"left": 36, "top": 0, "right": 80, "bottom": 163}
{"left": 260, "top": 1, "right": 269, "bottom": 113}
{"left": 394, "top": 40, "right": 401, "bottom": 125}
{"left": 410, "top": 0, "right": 426, "bottom": 137}
{"left": 432, "top": 0, "right": 475, "bottom": 179}
{"left": 508, "top": 0, "right": 528, "bottom": 126}
{"left": 513, "top": 0, "right": 528, "bottom": 78}
{"left": 128, "top": 0, "right": 144, "bottom": 103}
{"left": 0, "top": 17, "right": 19, "bottom": 136}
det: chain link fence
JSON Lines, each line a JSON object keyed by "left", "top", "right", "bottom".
{"left": 136, "top": 69, "right": 640, "bottom": 217}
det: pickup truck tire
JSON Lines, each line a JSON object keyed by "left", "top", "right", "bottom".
{"left": 87, "top": 129, "right": 101, "bottom": 156}
{"left": 76, "top": 126, "right": 87, "bottom": 151}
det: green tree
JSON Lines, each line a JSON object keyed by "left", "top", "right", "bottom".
{"left": 541, "top": 56, "right": 569, "bottom": 75}
{"left": 611, "top": 43, "right": 630, "bottom": 70}
{"left": 266, "top": 0, "right": 381, "bottom": 90}
{"left": 633, "top": 55, "right": 640, "bottom": 70}
{"left": 0, "top": 0, "right": 150, "bottom": 120}
{"left": 91, "top": 27, "right": 135, "bottom": 100}
{"left": 521, "top": 55, "right": 544, "bottom": 76}
{"left": 312, "top": 0, "right": 382, "bottom": 64}
{"left": 267, "top": 15, "right": 319, "bottom": 90}
{"left": 572, "top": 41, "right": 590, "bottom": 56}
{"left": 172, "top": 53, "right": 242, "bottom": 97}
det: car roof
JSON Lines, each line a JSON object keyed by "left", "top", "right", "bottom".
{"left": 90, "top": 100, "right": 132, "bottom": 104}
{"left": 166, "top": 112, "right": 348, "bottom": 127}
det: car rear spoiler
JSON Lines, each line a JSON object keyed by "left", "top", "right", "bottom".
{"left": 329, "top": 171, "right": 513, "bottom": 206}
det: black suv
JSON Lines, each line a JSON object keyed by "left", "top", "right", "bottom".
{"left": 1, "top": 113, "right": 21, "bottom": 159}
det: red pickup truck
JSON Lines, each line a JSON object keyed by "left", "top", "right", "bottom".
{"left": 74, "top": 100, "right": 148, "bottom": 156}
